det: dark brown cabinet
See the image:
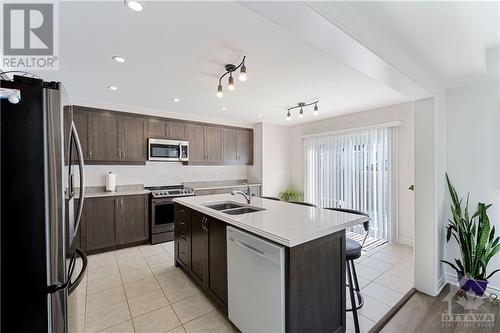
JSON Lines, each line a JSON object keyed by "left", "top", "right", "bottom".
{"left": 188, "top": 125, "right": 224, "bottom": 164}
{"left": 206, "top": 215, "right": 228, "bottom": 305}
{"left": 119, "top": 116, "right": 147, "bottom": 161}
{"left": 80, "top": 194, "right": 149, "bottom": 254}
{"left": 188, "top": 124, "right": 206, "bottom": 163}
{"left": 67, "top": 105, "right": 253, "bottom": 165}
{"left": 174, "top": 204, "right": 228, "bottom": 312}
{"left": 167, "top": 121, "right": 188, "bottom": 140}
{"left": 190, "top": 211, "right": 207, "bottom": 284}
{"left": 121, "top": 195, "right": 149, "bottom": 244}
{"left": 147, "top": 119, "right": 188, "bottom": 140}
{"left": 92, "top": 111, "right": 120, "bottom": 161}
{"left": 223, "top": 128, "right": 253, "bottom": 165}
{"left": 174, "top": 205, "right": 191, "bottom": 268}
{"left": 84, "top": 196, "right": 121, "bottom": 252}
{"left": 205, "top": 126, "right": 223, "bottom": 163}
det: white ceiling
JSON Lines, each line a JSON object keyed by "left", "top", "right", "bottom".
{"left": 35, "top": 1, "right": 409, "bottom": 126}
{"left": 346, "top": 1, "right": 500, "bottom": 90}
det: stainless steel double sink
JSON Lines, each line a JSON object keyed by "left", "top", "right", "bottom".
{"left": 203, "top": 201, "right": 265, "bottom": 215}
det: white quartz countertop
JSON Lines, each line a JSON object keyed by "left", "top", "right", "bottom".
{"left": 173, "top": 194, "right": 368, "bottom": 247}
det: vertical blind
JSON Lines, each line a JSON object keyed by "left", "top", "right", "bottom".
{"left": 304, "top": 127, "right": 393, "bottom": 241}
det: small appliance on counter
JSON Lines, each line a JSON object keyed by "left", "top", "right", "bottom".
{"left": 106, "top": 171, "right": 117, "bottom": 192}
{"left": 145, "top": 185, "right": 194, "bottom": 244}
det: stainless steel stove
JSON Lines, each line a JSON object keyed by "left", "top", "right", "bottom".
{"left": 144, "top": 185, "right": 194, "bottom": 244}
{"left": 146, "top": 185, "right": 194, "bottom": 198}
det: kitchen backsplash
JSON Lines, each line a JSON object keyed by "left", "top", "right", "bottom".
{"left": 77, "top": 163, "right": 250, "bottom": 187}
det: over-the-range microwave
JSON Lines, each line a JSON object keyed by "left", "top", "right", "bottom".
{"left": 148, "top": 138, "right": 189, "bottom": 162}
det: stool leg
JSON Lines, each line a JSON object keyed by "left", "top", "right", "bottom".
{"left": 347, "top": 260, "right": 360, "bottom": 333}
{"left": 351, "top": 260, "right": 361, "bottom": 292}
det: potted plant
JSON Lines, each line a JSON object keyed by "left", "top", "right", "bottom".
{"left": 442, "top": 174, "right": 500, "bottom": 296}
{"left": 279, "top": 188, "right": 304, "bottom": 202}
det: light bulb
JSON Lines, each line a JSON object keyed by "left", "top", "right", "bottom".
{"left": 299, "top": 107, "right": 304, "bottom": 118}
{"left": 313, "top": 103, "right": 319, "bottom": 115}
{"left": 228, "top": 75, "right": 235, "bottom": 91}
{"left": 286, "top": 111, "right": 291, "bottom": 121}
{"left": 239, "top": 64, "right": 247, "bottom": 82}
{"left": 8, "top": 93, "right": 20, "bottom": 104}
{"left": 125, "top": 0, "right": 144, "bottom": 12}
{"left": 216, "top": 84, "right": 223, "bottom": 98}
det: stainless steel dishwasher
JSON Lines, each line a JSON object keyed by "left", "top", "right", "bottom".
{"left": 227, "top": 226, "right": 285, "bottom": 333}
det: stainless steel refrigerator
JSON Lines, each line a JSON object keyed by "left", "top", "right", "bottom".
{"left": 1, "top": 75, "right": 87, "bottom": 332}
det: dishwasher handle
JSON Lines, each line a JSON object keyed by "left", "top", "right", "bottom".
{"left": 229, "top": 236, "right": 270, "bottom": 260}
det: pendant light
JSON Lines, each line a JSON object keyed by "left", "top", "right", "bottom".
{"left": 286, "top": 101, "right": 319, "bottom": 120}
{"left": 216, "top": 56, "right": 247, "bottom": 97}
{"left": 228, "top": 74, "right": 235, "bottom": 91}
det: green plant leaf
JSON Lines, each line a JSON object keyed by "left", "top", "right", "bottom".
{"left": 486, "top": 268, "right": 500, "bottom": 280}
{"left": 441, "top": 260, "right": 462, "bottom": 273}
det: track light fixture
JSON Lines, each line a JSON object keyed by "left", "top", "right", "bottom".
{"left": 286, "top": 101, "right": 319, "bottom": 120}
{"left": 216, "top": 56, "right": 247, "bottom": 97}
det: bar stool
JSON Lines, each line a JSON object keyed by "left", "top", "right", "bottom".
{"left": 261, "top": 196, "right": 281, "bottom": 201}
{"left": 289, "top": 201, "right": 317, "bottom": 207}
{"left": 324, "top": 207, "right": 370, "bottom": 333}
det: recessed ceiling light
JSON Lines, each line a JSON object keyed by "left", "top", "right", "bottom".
{"left": 108, "top": 85, "right": 118, "bottom": 91}
{"left": 258, "top": 114, "right": 262, "bottom": 118}
{"left": 172, "top": 98, "right": 180, "bottom": 103}
{"left": 124, "top": 0, "right": 144, "bottom": 12}
{"left": 221, "top": 107, "right": 227, "bottom": 111}
{"left": 112, "top": 56, "right": 126, "bottom": 63}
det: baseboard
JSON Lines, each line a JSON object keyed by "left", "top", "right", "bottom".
{"left": 397, "top": 237, "right": 413, "bottom": 246}
{"left": 436, "top": 273, "right": 447, "bottom": 296}
{"left": 445, "top": 272, "right": 500, "bottom": 294}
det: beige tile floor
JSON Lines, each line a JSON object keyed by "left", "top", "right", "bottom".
{"left": 69, "top": 241, "right": 412, "bottom": 333}
{"left": 68, "top": 242, "right": 235, "bottom": 333}
{"left": 346, "top": 242, "right": 414, "bottom": 333}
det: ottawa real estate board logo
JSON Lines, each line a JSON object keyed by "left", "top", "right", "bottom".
{"left": 1, "top": 2, "right": 59, "bottom": 70}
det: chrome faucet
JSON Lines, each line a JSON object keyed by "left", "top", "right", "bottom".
{"left": 231, "top": 183, "right": 252, "bottom": 204}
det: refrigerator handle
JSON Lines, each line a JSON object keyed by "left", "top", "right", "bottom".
{"left": 71, "top": 121, "right": 85, "bottom": 234}
{"left": 68, "top": 248, "right": 88, "bottom": 295}
{"left": 47, "top": 251, "right": 77, "bottom": 293}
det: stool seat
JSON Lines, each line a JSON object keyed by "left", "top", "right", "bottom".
{"left": 346, "top": 239, "right": 362, "bottom": 260}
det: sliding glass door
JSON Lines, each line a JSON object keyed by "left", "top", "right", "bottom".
{"left": 304, "top": 127, "right": 393, "bottom": 241}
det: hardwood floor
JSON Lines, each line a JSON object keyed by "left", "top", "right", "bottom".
{"left": 380, "top": 284, "right": 500, "bottom": 332}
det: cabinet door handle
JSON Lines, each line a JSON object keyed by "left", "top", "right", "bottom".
{"left": 115, "top": 198, "right": 119, "bottom": 207}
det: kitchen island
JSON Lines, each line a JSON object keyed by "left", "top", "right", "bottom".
{"left": 173, "top": 194, "right": 368, "bottom": 333}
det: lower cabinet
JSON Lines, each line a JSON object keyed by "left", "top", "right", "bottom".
{"left": 79, "top": 194, "right": 149, "bottom": 254}
{"left": 174, "top": 204, "right": 228, "bottom": 313}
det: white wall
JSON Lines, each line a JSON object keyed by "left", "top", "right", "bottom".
{"left": 81, "top": 164, "right": 249, "bottom": 187}
{"left": 261, "top": 123, "right": 292, "bottom": 197}
{"left": 288, "top": 102, "right": 415, "bottom": 244}
{"left": 248, "top": 123, "right": 263, "bottom": 183}
{"left": 413, "top": 97, "right": 441, "bottom": 295}
{"left": 444, "top": 79, "right": 500, "bottom": 291}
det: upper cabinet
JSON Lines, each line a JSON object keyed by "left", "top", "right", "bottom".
{"left": 147, "top": 119, "right": 188, "bottom": 141}
{"left": 66, "top": 105, "right": 253, "bottom": 165}
{"left": 223, "top": 128, "right": 253, "bottom": 165}
{"left": 188, "top": 125, "right": 224, "bottom": 164}
{"left": 119, "top": 116, "right": 147, "bottom": 162}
